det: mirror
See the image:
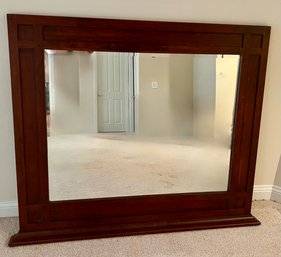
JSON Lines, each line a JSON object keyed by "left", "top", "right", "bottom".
{"left": 7, "top": 14, "right": 270, "bottom": 246}
{"left": 45, "top": 50, "right": 239, "bottom": 200}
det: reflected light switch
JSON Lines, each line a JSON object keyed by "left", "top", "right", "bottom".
{"left": 152, "top": 81, "right": 159, "bottom": 89}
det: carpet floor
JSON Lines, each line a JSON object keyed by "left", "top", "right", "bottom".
{"left": 48, "top": 134, "right": 230, "bottom": 200}
{"left": 0, "top": 200, "right": 280, "bottom": 257}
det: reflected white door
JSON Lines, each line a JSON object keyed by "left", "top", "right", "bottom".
{"left": 97, "top": 52, "right": 132, "bottom": 132}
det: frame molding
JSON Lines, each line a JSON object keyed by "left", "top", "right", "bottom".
{"left": 7, "top": 14, "right": 270, "bottom": 246}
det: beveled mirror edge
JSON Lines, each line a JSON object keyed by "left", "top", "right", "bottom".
{"left": 7, "top": 13, "right": 270, "bottom": 246}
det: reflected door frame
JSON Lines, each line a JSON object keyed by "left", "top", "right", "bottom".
{"left": 93, "top": 52, "right": 136, "bottom": 134}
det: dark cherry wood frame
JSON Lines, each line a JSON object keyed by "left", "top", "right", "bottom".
{"left": 7, "top": 14, "right": 270, "bottom": 246}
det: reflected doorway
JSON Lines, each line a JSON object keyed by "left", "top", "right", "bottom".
{"left": 45, "top": 50, "right": 136, "bottom": 135}
{"left": 97, "top": 52, "right": 135, "bottom": 133}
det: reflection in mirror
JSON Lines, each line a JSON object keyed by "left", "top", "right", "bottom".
{"left": 45, "top": 50, "right": 240, "bottom": 201}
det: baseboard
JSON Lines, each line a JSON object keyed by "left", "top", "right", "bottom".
{"left": 252, "top": 185, "right": 273, "bottom": 200}
{"left": 0, "top": 201, "right": 18, "bottom": 218}
{"left": 271, "top": 185, "right": 281, "bottom": 203}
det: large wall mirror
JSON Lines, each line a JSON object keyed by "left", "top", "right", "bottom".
{"left": 46, "top": 51, "right": 239, "bottom": 200}
{"left": 7, "top": 14, "right": 270, "bottom": 246}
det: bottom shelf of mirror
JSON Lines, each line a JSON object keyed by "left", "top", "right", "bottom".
{"left": 9, "top": 214, "right": 260, "bottom": 246}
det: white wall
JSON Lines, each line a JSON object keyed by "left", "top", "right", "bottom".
{"left": 138, "top": 54, "right": 193, "bottom": 137}
{"left": 48, "top": 51, "right": 95, "bottom": 135}
{"left": 49, "top": 52, "right": 80, "bottom": 134}
{"left": 138, "top": 54, "right": 171, "bottom": 136}
{"left": 78, "top": 52, "right": 96, "bottom": 134}
{"left": 1, "top": 0, "right": 281, "bottom": 205}
{"left": 193, "top": 55, "right": 216, "bottom": 138}
{"left": 169, "top": 54, "right": 194, "bottom": 136}
{"left": 215, "top": 55, "right": 239, "bottom": 146}
{"left": 273, "top": 157, "right": 281, "bottom": 187}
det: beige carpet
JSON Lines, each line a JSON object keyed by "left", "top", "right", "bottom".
{"left": 48, "top": 134, "right": 230, "bottom": 201}
{"left": 0, "top": 201, "right": 281, "bottom": 256}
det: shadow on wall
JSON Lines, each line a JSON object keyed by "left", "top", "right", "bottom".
{"left": 273, "top": 155, "right": 281, "bottom": 187}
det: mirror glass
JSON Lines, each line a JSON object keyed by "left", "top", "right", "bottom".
{"left": 45, "top": 50, "right": 240, "bottom": 201}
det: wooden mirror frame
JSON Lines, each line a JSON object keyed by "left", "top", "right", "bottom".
{"left": 7, "top": 14, "right": 270, "bottom": 246}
